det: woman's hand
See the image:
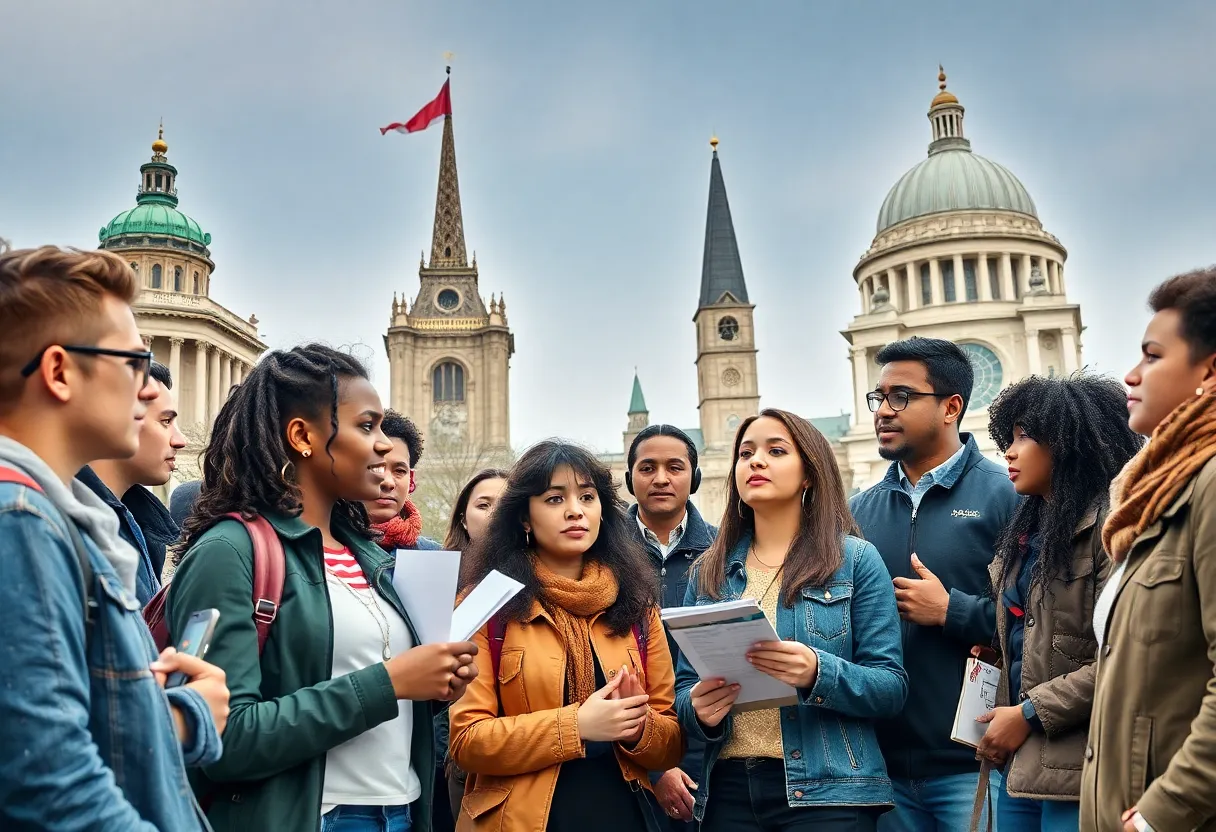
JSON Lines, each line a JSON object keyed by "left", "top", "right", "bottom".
{"left": 975, "top": 705, "right": 1031, "bottom": 765}
{"left": 746, "top": 640, "right": 819, "bottom": 689}
{"left": 577, "top": 672, "right": 650, "bottom": 742}
{"left": 385, "top": 641, "right": 479, "bottom": 701}
{"left": 610, "top": 665, "right": 649, "bottom": 744}
{"left": 690, "top": 679, "right": 740, "bottom": 728}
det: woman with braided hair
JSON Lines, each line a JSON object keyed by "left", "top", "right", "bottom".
{"left": 1081, "top": 267, "right": 1216, "bottom": 832}
{"left": 168, "top": 343, "right": 479, "bottom": 832}
{"left": 975, "top": 372, "right": 1141, "bottom": 831}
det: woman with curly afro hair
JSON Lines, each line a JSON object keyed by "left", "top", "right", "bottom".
{"left": 974, "top": 372, "right": 1142, "bottom": 831}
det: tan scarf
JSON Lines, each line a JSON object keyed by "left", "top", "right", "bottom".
{"left": 533, "top": 557, "right": 619, "bottom": 704}
{"left": 1104, "top": 391, "right": 1216, "bottom": 561}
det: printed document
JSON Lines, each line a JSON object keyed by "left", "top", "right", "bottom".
{"left": 951, "top": 657, "right": 1000, "bottom": 748}
{"left": 663, "top": 599, "right": 798, "bottom": 711}
{"left": 450, "top": 569, "right": 525, "bottom": 642}
{"left": 393, "top": 549, "right": 462, "bottom": 645}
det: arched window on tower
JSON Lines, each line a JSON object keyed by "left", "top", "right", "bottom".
{"left": 173, "top": 266, "right": 183, "bottom": 292}
{"left": 432, "top": 362, "right": 465, "bottom": 403}
{"left": 151, "top": 264, "right": 162, "bottom": 289}
{"left": 193, "top": 271, "right": 200, "bottom": 294}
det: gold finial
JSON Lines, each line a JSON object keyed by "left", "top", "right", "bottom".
{"left": 444, "top": 51, "right": 454, "bottom": 75}
{"left": 152, "top": 120, "right": 168, "bottom": 155}
{"left": 931, "top": 65, "right": 959, "bottom": 107}
{"left": 709, "top": 135, "right": 719, "bottom": 152}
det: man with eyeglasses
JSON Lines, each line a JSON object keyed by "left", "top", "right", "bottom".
{"left": 849, "top": 337, "right": 1017, "bottom": 832}
{"left": 0, "top": 246, "right": 225, "bottom": 829}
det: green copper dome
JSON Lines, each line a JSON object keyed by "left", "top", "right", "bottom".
{"left": 876, "top": 149, "right": 1037, "bottom": 233}
{"left": 876, "top": 69, "right": 1038, "bottom": 234}
{"left": 98, "top": 129, "right": 211, "bottom": 250}
{"left": 100, "top": 203, "right": 210, "bottom": 246}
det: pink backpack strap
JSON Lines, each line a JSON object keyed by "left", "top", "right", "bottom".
{"left": 223, "top": 513, "right": 285, "bottom": 653}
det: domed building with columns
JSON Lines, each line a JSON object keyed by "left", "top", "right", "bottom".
{"left": 98, "top": 127, "right": 267, "bottom": 434}
{"left": 837, "top": 69, "right": 1083, "bottom": 490}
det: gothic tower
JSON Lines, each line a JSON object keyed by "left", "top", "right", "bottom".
{"left": 622, "top": 371, "right": 650, "bottom": 453}
{"left": 694, "top": 137, "right": 759, "bottom": 452}
{"left": 385, "top": 80, "right": 514, "bottom": 451}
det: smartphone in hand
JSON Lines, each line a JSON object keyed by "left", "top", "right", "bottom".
{"left": 165, "top": 608, "right": 220, "bottom": 688}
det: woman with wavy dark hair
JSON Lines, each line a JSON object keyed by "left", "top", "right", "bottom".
{"left": 449, "top": 441, "right": 683, "bottom": 831}
{"left": 168, "top": 344, "right": 479, "bottom": 832}
{"left": 976, "top": 373, "right": 1142, "bottom": 831}
{"left": 676, "top": 409, "right": 906, "bottom": 832}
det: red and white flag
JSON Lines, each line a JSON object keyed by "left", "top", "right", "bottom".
{"left": 380, "top": 79, "right": 452, "bottom": 135}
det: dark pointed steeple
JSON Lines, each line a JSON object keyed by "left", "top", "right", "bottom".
{"left": 698, "top": 136, "right": 749, "bottom": 309}
{"left": 429, "top": 69, "right": 468, "bottom": 269}
{"left": 629, "top": 370, "right": 648, "bottom": 415}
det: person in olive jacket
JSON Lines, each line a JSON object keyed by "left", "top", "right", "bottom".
{"left": 977, "top": 373, "right": 1142, "bottom": 830}
{"left": 1082, "top": 267, "right": 1216, "bottom": 832}
{"left": 167, "top": 345, "right": 479, "bottom": 832}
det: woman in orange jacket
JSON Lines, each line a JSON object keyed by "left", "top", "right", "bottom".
{"left": 449, "top": 441, "right": 684, "bottom": 831}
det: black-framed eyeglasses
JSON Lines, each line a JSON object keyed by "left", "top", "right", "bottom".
{"left": 21, "top": 345, "right": 154, "bottom": 388}
{"left": 866, "top": 390, "right": 951, "bottom": 413}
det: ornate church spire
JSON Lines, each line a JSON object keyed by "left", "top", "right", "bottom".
{"left": 698, "top": 136, "right": 749, "bottom": 309}
{"left": 928, "top": 66, "right": 970, "bottom": 155}
{"left": 429, "top": 68, "right": 468, "bottom": 268}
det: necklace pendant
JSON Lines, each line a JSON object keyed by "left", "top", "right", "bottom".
{"left": 383, "top": 644, "right": 393, "bottom": 661}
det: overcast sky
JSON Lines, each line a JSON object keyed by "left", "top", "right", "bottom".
{"left": 3, "top": 0, "right": 1214, "bottom": 453}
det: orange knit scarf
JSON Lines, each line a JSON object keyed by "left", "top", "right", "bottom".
{"left": 533, "top": 557, "right": 619, "bottom": 705}
{"left": 1104, "top": 391, "right": 1216, "bottom": 561}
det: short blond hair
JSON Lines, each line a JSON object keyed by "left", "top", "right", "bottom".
{"left": 0, "top": 246, "right": 139, "bottom": 407}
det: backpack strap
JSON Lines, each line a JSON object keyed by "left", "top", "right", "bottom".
{"left": 631, "top": 623, "right": 648, "bottom": 672}
{"left": 488, "top": 612, "right": 507, "bottom": 679}
{"left": 0, "top": 466, "right": 95, "bottom": 626}
{"left": 226, "top": 512, "right": 285, "bottom": 653}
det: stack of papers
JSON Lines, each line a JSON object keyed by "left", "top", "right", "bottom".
{"left": 951, "top": 657, "right": 1000, "bottom": 748}
{"left": 392, "top": 549, "right": 523, "bottom": 643}
{"left": 662, "top": 599, "right": 798, "bottom": 712}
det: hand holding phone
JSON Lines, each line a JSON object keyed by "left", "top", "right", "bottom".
{"left": 165, "top": 609, "right": 220, "bottom": 688}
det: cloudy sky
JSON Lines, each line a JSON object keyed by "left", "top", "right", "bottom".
{"left": 3, "top": 1, "right": 1214, "bottom": 453}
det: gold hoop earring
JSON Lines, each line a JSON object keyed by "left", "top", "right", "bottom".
{"left": 737, "top": 501, "right": 747, "bottom": 519}
{"left": 280, "top": 461, "right": 295, "bottom": 484}
{"left": 802, "top": 487, "right": 809, "bottom": 508}
{"left": 524, "top": 528, "right": 532, "bottom": 548}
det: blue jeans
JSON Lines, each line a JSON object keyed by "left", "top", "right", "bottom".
{"left": 997, "top": 776, "right": 1078, "bottom": 831}
{"left": 321, "top": 804, "right": 412, "bottom": 832}
{"left": 878, "top": 772, "right": 999, "bottom": 832}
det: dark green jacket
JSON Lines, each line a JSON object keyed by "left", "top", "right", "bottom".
{"left": 167, "top": 512, "right": 434, "bottom": 832}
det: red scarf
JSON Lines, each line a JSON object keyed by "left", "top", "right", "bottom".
{"left": 374, "top": 500, "right": 424, "bottom": 551}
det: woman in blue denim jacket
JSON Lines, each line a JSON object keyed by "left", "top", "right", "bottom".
{"left": 674, "top": 409, "right": 907, "bottom": 831}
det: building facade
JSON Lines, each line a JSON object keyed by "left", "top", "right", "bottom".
{"left": 838, "top": 68, "right": 1082, "bottom": 489}
{"left": 98, "top": 128, "right": 267, "bottom": 433}
{"left": 385, "top": 102, "right": 514, "bottom": 452}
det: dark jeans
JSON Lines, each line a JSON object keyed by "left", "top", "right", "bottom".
{"left": 705, "top": 759, "right": 883, "bottom": 832}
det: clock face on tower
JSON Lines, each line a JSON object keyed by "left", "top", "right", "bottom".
{"left": 959, "top": 343, "right": 1003, "bottom": 410}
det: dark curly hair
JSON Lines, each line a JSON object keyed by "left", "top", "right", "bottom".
{"left": 988, "top": 372, "right": 1143, "bottom": 589}
{"left": 176, "top": 344, "right": 375, "bottom": 559}
{"left": 381, "top": 409, "right": 424, "bottom": 468}
{"left": 461, "top": 440, "right": 656, "bottom": 636}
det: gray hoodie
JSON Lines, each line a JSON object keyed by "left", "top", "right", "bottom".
{"left": 0, "top": 436, "right": 142, "bottom": 596}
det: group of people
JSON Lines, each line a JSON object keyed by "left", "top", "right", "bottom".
{"left": 0, "top": 244, "right": 1214, "bottom": 832}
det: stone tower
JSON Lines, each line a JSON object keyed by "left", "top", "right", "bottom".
{"left": 695, "top": 137, "right": 759, "bottom": 452}
{"left": 385, "top": 80, "right": 514, "bottom": 451}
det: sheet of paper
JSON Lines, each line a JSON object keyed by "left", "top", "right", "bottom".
{"left": 392, "top": 549, "right": 461, "bottom": 645}
{"left": 666, "top": 600, "right": 798, "bottom": 710}
{"left": 451, "top": 569, "right": 525, "bottom": 642}
{"left": 951, "top": 658, "right": 1000, "bottom": 748}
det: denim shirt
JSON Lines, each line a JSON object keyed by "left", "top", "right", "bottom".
{"left": 0, "top": 481, "right": 215, "bottom": 830}
{"left": 674, "top": 533, "right": 907, "bottom": 820}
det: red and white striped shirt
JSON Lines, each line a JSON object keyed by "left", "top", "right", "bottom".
{"left": 323, "top": 547, "right": 369, "bottom": 590}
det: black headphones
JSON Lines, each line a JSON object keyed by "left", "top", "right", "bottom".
{"left": 625, "top": 424, "right": 701, "bottom": 496}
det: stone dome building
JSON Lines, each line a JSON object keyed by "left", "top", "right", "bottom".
{"left": 838, "top": 68, "right": 1084, "bottom": 490}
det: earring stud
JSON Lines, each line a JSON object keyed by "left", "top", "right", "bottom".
{"left": 302, "top": 449, "right": 312, "bottom": 458}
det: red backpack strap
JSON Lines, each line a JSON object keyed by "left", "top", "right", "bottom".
{"left": 224, "top": 513, "right": 285, "bottom": 654}
{"left": 0, "top": 467, "right": 43, "bottom": 493}
{"left": 488, "top": 613, "right": 507, "bottom": 679}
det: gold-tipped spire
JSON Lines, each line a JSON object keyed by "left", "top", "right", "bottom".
{"left": 152, "top": 120, "right": 168, "bottom": 155}
{"left": 709, "top": 134, "right": 719, "bottom": 153}
{"left": 931, "top": 65, "right": 959, "bottom": 107}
